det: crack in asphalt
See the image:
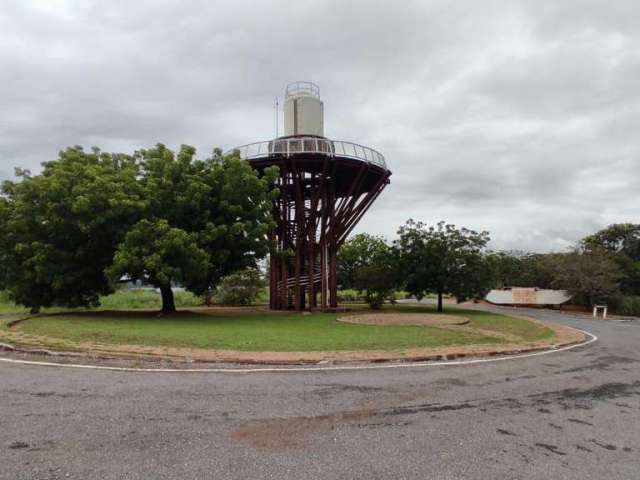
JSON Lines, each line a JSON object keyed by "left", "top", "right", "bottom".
{"left": 535, "top": 443, "right": 567, "bottom": 456}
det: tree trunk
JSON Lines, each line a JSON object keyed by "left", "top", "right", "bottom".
{"left": 160, "top": 284, "right": 176, "bottom": 313}
{"left": 437, "top": 290, "right": 444, "bottom": 313}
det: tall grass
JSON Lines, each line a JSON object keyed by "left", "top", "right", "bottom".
{"left": 0, "top": 289, "right": 203, "bottom": 314}
{"left": 99, "top": 289, "right": 203, "bottom": 310}
{"left": 0, "top": 291, "right": 28, "bottom": 314}
{"left": 618, "top": 296, "right": 640, "bottom": 316}
{"left": 337, "top": 289, "right": 410, "bottom": 303}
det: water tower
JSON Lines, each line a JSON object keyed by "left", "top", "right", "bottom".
{"left": 229, "top": 82, "right": 391, "bottom": 310}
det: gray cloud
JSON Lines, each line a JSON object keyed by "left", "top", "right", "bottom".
{"left": 1, "top": 0, "right": 638, "bottom": 252}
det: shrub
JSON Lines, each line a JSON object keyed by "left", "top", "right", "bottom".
{"left": 353, "top": 263, "right": 397, "bottom": 310}
{"left": 618, "top": 296, "right": 640, "bottom": 316}
{"left": 337, "top": 289, "right": 365, "bottom": 303}
{"left": 214, "top": 269, "right": 265, "bottom": 306}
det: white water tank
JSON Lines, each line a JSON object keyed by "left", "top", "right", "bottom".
{"left": 283, "top": 81, "right": 324, "bottom": 137}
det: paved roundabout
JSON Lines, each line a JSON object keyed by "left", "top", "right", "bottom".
{"left": 1, "top": 305, "right": 639, "bottom": 479}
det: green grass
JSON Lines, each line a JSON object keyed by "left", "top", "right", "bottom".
{"left": 0, "top": 291, "right": 29, "bottom": 314}
{"left": 15, "top": 305, "right": 553, "bottom": 352}
{"left": 98, "top": 289, "right": 202, "bottom": 309}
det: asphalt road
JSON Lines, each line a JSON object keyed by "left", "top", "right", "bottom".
{"left": 1, "top": 307, "right": 639, "bottom": 479}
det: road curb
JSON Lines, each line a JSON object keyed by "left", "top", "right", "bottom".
{"left": 0, "top": 311, "right": 586, "bottom": 366}
{"left": 0, "top": 329, "right": 597, "bottom": 374}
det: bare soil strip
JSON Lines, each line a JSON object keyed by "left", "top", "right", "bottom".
{"left": 338, "top": 312, "right": 469, "bottom": 327}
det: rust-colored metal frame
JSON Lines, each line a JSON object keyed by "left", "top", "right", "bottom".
{"left": 268, "top": 155, "right": 390, "bottom": 310}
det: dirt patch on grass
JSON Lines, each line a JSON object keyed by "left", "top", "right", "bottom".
{"left": 339, "top": 312, "right": 469, "bottom": 327}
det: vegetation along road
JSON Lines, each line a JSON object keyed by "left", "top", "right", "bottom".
{"left": 1, "top": 305, "right": 639, "bottom": 479}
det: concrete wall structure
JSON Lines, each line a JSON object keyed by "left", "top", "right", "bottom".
{"left": 486, "top": 288, "right": 572, "bottom": 306}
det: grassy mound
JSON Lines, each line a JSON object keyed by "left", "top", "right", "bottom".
{"left": 8, "top": 305, "right": 554, "bottom": 352}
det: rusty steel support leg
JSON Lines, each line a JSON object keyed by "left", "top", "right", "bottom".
{"left": 266, "top": 156, "right": 389, "bottom": 311}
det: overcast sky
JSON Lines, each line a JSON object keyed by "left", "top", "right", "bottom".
{"left": 1, "top": 0, "right": 638, "bottom": 252}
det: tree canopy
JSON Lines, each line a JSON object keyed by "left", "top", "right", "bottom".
{"left": 112, "top": 144, "right": 279, "bottom": 311}
{"left": 546, "top": 248, "right": 622, "bottom": 306}
{"left": 0, "top": 144, "right": 278, "bottom": 313}
{"left": 348, "top": 237, "right": 398, "bottom": 309}
{"left": 396, "top": 220, "right": 490, "bottom": 312}
{"left": 582, "top": 223, "right": 640, "bottom": 260}
{"left": 484, "top": 251, "right": 554, "bottom": 290}
{"left": 337, "top": 233, "right": 391, "bottom": 289}
{"left": 582, "top": 223, "right": 640, "bottom": 296}
{"left": 0, "top": 147, "right": 144, "bottom": 312}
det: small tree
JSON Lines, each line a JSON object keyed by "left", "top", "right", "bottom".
{"left": 338, "top": 233, "right": 390, "bottom": 289}
{"left": 396, "top": 220, "right": 490, "bottom": 312}
{"left": 353, "top": 263, "right": 397, "bottom": 309}
{"left": 353, "top": 245, "right": 398, "bottom": 309}
{"left": 341, "top": 234, "right": 398, "bottom": 309}
{"left": 214, "top": 268, "right": 265, "bottom": 306}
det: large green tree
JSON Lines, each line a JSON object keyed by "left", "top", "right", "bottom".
{"left": 109, "top": 144, "right": 279, "bottom": 312}
{"left": 396, "top": 220, "right": 490, "bottom": 312}
{"left": 0, "top": 147, "right": 144, "bottom": 312}
{"left": 0, "top": 144, "right": 278, "bottom": 313}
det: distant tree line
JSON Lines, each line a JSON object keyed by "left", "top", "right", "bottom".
{"left": 339, "top": 223, "right": 640, "bottom": 314}
{"left": 485, "top": 223, "right": 639, "bottom": 313}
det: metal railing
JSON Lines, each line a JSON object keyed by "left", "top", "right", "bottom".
{"left": 285, "top": 81, "right": 320, "bottom": 99}
{"left": 227, "top": 137, "right": 387, "bottom": 170}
